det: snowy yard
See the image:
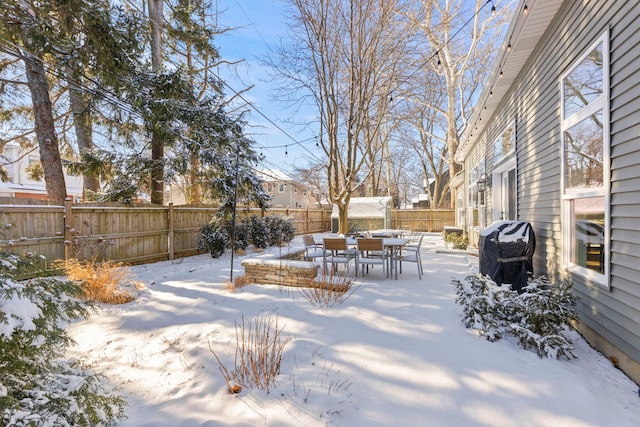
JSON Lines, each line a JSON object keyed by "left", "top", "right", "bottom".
{"left": 65, "top": 233, "right": 640, "bottom": 426}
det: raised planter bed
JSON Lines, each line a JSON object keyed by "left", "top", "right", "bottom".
{"left": 241, "top": 258, "right": 320, "bottom": 287}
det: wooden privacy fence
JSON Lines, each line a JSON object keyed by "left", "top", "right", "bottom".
{"left": 0, "top": 202, "right": 332, "bottom": 266}
{"left": 0, "top": 202, "right": 453, "bottom": 267}
{"left": 392, "top": 209, "right": 455, "bottom": 232}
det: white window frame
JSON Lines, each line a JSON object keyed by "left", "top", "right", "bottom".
{"left": 560, "top": 30, "right": 610, "bottom": 289}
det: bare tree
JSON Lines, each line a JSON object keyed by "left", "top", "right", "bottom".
{"left": 404, "top": 0, "right": 508, "bottom": 204}
{"left": 270, "top": 0, "right": 414, "bottom": 233}
{"left": 293, "top": 161, "right": 329, "bottom": 207}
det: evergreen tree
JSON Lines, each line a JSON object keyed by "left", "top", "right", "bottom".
{"left": 0, "top": 0, "right": 144, "bottom": 202}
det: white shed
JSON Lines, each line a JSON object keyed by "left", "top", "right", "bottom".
{"left": 331, "top": 197, "right": 393, "bottom": 233}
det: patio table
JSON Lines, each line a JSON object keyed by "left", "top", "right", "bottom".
{"left": 347, "top": 237, "right": 408, "bottom": 279}
{"left": 368, "top": 229, "right": 407, "bottom": 238}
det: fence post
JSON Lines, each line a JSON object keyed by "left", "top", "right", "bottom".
{"left": 168, "top": 202, "right": 174, "bottom": 261}
{"left": 63, "top": 198, "right": 73, "bottom": 263}
{"left": 305, "top": 209, "right": 309, "bottom": 234}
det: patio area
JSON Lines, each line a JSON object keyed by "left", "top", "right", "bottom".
{"left": 64, "top": 232, "right": 640, "bottom": 427}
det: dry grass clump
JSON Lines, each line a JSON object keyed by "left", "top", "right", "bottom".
{"left": 224, "top": 274, "right": 251, "bottom": 292}
{"left": 210, "top": 314, "right": 290, "bottom": 394}
{"left": 299, "top": 272, "right": 358, "bottom": 307}
{"left": 54, "top": 258, "right": 140, "bottom": 304}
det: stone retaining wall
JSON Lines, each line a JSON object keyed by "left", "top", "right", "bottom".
{"left": 241, "top": 258, "right": 320, "bottom": 287}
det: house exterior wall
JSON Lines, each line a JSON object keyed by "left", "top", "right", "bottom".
{"left": 462, "top": 0, "right": 640, "bottom": 383}
{"left": 0, "top": 143, "right": 83, "bottom": 202}
{"left": 262, "top": 181, "right": 314, "bottom": 208}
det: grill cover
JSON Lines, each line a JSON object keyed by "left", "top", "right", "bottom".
{"left": 478, "top": 221, "right": 536, "bottom": 292}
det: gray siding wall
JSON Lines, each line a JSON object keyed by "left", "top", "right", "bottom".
{"left": 475, "top": 0, "right": 640, "bottom": 371}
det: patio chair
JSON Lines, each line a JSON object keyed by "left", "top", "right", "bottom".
{"left": 323, "top": 237, "right": 357, "bottom": 275}
{"left": 356, "top": 238, "right": 388, "bottom": 278}
{"left": 399, "top": 233, "right": 424, "bottom": 279}
{"left": 303, "top": 234, "right": 325, "bottom": 262}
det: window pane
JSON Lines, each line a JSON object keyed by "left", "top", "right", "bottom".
{"left": 564, "top": 110, "right": 603, "bottom": 192}
{"left": 494, "top": 126, "right": 514, "bottom": 163}
{"left": 564, "top": 42, "right": 603, "bottom": 119}
{"left": 572, "top": 197, "right": 604, "bottom": 273}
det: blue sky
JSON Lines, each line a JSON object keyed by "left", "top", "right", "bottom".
{"left": 216, "top": 0, "right": 320, "bottom": 176}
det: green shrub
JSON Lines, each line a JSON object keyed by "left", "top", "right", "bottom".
{"left": 0, "top": 258, "right": 126, "bottom": 425}
{"left": 249, "top": 215, "right": 270, "bottom": 249}
{"left": 226, "top": 218, "right": 250, "bottom": 251}
{"left": 196, "top": 222, "right": 228, "bottom": 258}
{"left": 265, "top": 216, "right": 296, "bottom": 246}
{"left": 445, "top": 233, "right": 469, "bottom": 250}
{"left": 452, "top": 274, "right": 578, "bottom": 359}
{"left": 196, "top": 214, "right": 295, "bottom": 256}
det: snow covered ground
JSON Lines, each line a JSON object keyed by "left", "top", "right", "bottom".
{"left": 65, "top": 233, "right": 640, "bottom": 426}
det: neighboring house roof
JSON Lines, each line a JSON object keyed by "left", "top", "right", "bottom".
{"left": 455, "top": 0, "right": 564, "bottom": 163}
{"left": 257, "top": 169, "right": 293, "bottom": 182}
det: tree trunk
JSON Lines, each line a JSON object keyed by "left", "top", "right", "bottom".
{"left": 67, "top": 73, "right": 100, "bottom": 198}
{"left": 150, "top": 132, "right": 164, "bottom": 205}
{"left": 337, "top": 203, "right": 349, "bottom": 235}
{"left": 188, "top": 155, "right": 201, "bottom": 204}
{"left": 149, "top": 0, "right": 164, "bottom": 205}
{"left": 23, "top": 56, "right": 68, "bottom": 204}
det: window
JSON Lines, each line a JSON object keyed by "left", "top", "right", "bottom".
{"left": 278, "top": 183, "right": 286, "bottom": 193}
{"left": 469, "top": 161, "right": 485, "bottom": 227}
{"left": 561, "top": 31, "right": 609, "bottom": 287}
{"left": 493, "top": 123, "right": 515, "bottom": 164}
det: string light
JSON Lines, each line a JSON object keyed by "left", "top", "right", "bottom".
{"left": 285, "top": 146, "right": 288, "bottom": 157}
{"left": 491, "top": 2, "right": 496, "bottom": 16}
{"left": 524, "top": 4, "right": 529, "bottom": 14}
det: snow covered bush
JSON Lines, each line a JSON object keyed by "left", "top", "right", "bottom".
{"left": 453, "top": 273, "right": 515, "bottom": 342}
{"left": 225, "top": 217, "right": 250, "bottom": 251}
{"left": 249, "top": 215, "right": 270, "bottom": 249}
{"left": 0, "top": 257, "right": 126, "bottom": 425}
{"left": 197, "top": 215, "right": 295, "bottom": 257}
{"left": 453, "top": 274, "right": 578, "bottom": 359}
{"left": 264, "top": 216, "right": 296, "bottom": 246}
{"left": 509, "top": 276, "right": 578, "bottom": 359}
{"left": 196, "top": 222, "right": 228, "bottom": 258}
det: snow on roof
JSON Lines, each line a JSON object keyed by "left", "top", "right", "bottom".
{"left": 331, "top": 197, "right": 392, "bottom": 218}
{"left": 257, "top": 169, "right": 292, "bottom": 182}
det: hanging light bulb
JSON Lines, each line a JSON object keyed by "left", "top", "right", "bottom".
{"left": 491, "top": 2, "right": 496, "bottom": 16}
{"left": 524, "top": 4, "right": 528, "bottom": 14}
{"left": 285, "top": 146, "right": 288, "bottom": 157}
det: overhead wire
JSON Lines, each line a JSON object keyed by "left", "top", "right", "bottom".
{"left": 218, "top": 0, "right": 498, "bottom": 154}
{"left": 0, "top": 0, "right": 499, "bottom": 178}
